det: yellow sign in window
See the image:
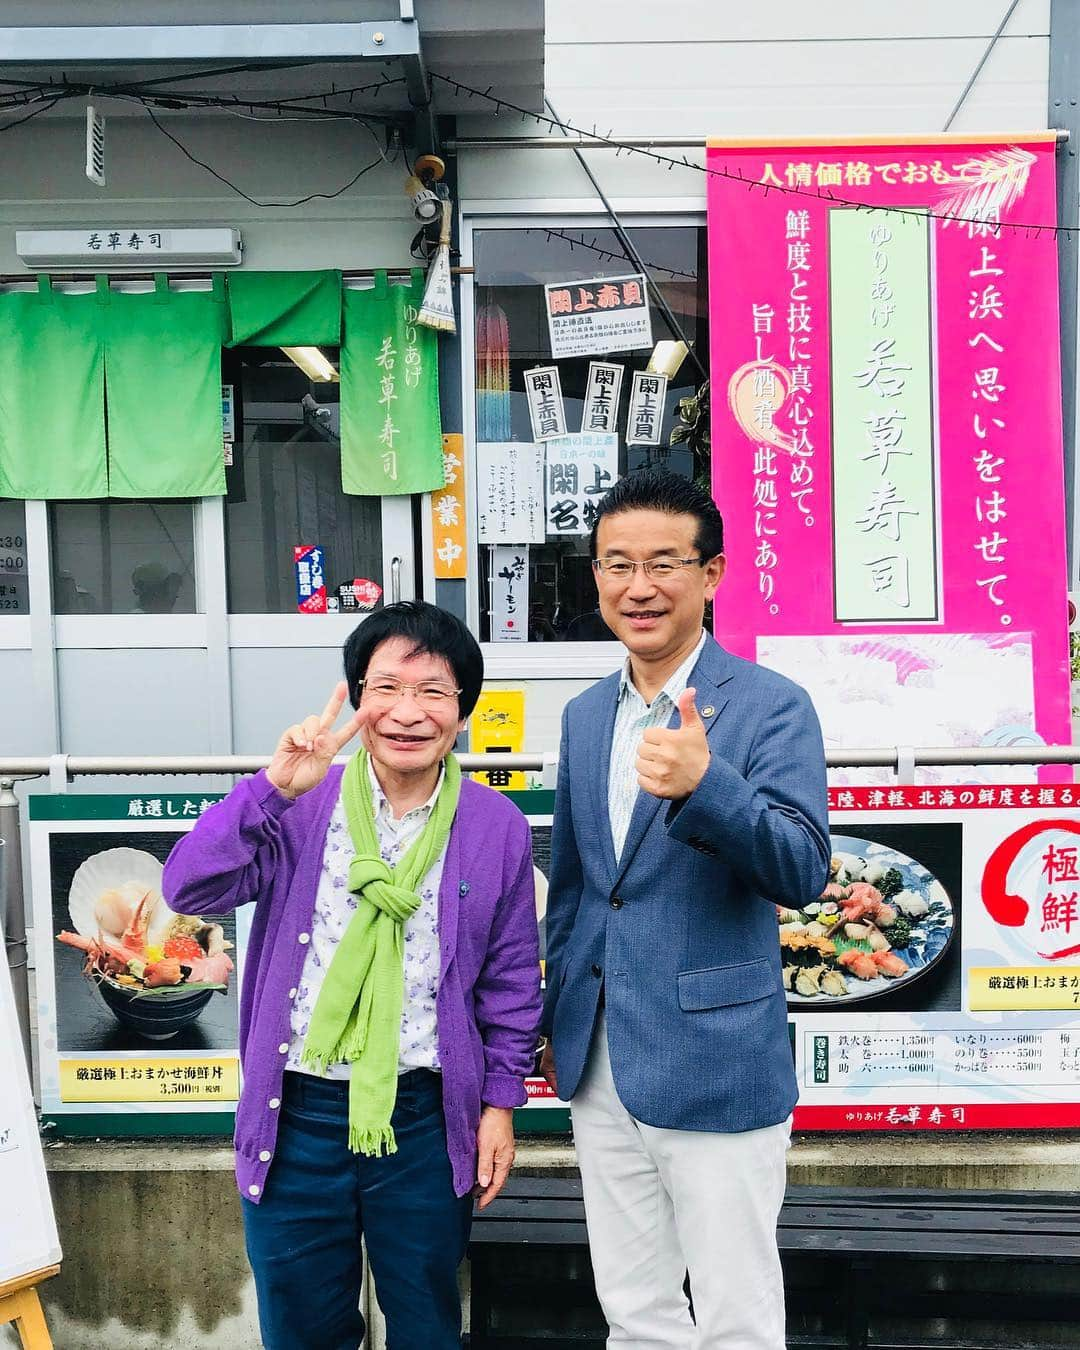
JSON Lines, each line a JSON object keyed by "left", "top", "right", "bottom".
{"left": 60, "top": 1056, "right": 239, "bottom": 1103}
{"left": 470, "top": 689, "right": 526, "bottom": 792}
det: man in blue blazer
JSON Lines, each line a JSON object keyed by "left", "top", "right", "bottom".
{"left": 541, "top": 467, "right": 829, "bottom": 1349}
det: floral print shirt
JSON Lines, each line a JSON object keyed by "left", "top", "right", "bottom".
{"left": 286, "top": 761, "right": 445, "bottom": 1078}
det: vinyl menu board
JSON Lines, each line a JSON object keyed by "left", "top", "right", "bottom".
{"left": 29, "top": 793, "right": 239, "bottom": 1129}
{"left": 27, "top": 791, "right": 561, "bottom": 1129}
{"left": 517, "top": 784, "right": 1080, "bottom": 1129}
{"left": 792, "top": 784, "right": 1080, "bottom": 1129}
{"left": 34, "top": 786, "right": 1075, "bottom": 1134}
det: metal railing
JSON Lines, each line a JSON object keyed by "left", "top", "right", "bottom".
{"left": 3, "top": 744, "right": 1079, "bottom": 1076}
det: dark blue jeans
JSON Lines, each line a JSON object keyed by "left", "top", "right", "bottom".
{"left": 241, "top": 1069, "right": 473, "bottom": 1350}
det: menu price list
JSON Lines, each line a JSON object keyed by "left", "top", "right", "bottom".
{"left": 805, "top": 1029, "right": 1080, "bottom": 1087}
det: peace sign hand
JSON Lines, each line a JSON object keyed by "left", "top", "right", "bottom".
{"left": 267, "top": 681, "right": 370, "bottom": 800}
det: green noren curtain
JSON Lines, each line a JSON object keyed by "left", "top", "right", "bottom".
{"left": 340, "top": 270, "right": 444, "bottom": 496}
{"left": 0, "top": 278, "right": 107, "bottom": 498}
{"left": 104, "top": 274, "right": 228, "bottom": 498}
{"left": 226, "top": 270, "right": 343, "bottom": 346}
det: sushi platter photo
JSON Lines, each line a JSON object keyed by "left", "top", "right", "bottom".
{"left": 778, "top": 834, "right": 954, "bottom": 1005}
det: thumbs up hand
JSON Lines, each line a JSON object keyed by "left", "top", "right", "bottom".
{"left": 635, "top": 688, "right": 711, "bottom": 800}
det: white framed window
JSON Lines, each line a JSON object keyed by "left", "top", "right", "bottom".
{"left": 224, "top": 345, "right": 416, "bottom": 647}
{"left": 458, "top": 210, "right": 708, "bottom": 673}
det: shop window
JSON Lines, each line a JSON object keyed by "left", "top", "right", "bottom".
{"left": 0, "top": 500, "right": 28, "bottom": 613}
{"left": 225, "top": 349, "right": 384, "bottom": 614}
{"left": 49, "top": 500, "right": 197, "bottom": 614}
{"left": 472, "top": 225, "right": 708, "bottom": 642}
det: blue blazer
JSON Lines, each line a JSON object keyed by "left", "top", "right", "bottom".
{"left": 543, "top": 635, "right": 830, "bottom": 1133}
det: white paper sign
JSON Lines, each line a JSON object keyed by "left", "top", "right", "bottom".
{"left": 0, "top": 947, "right": 62, "bottom": 1284}
{"left": 544, "top": 273, "right": 652, "bottom": 359}
{"left": 476, "top": 442, "right": 546, "bottom": 544}
{"left": 545, "top": 433, "right": 619, "bottom": 536}
{"left": 490, "top": 545, "right": 529, "bottom": 642}
{"left": 626, "top": 370, "right": 669, "bottom": 447}
{"left": 524, "top": 366, "right": 568, "bottom": 442}
{"left": 581, "top": 361, "right": 623, "bottom": 435}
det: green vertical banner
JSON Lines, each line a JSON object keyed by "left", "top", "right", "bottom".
{"left": 104, "top": 275, "right": 228, "bottom": 498}
{"left": 0, "top": 279, "right": 107, "bottom": 499}
{"left": 829, "top": 210, "right": 939, "bottom": 622}
{"left": 340, "top": 270, "right": 444, "bottom": 496}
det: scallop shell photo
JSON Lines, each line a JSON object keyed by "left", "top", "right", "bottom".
{"left": 67, "top": 847, "right": 171, "bottom": 946}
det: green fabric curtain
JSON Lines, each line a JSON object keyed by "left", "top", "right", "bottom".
{"left": 340, "top": 270, "right": 444, "bottom": 496}
{"left": 104, "top": 274, "right": 228, "bottom": 498}
{"left": 226, "top": 270, "right": 342, "bottom": 346}
{"left": 0, "top": 278, "right": 107, "bottom": 498}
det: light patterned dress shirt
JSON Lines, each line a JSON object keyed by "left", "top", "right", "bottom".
{"left": 286, "top": 759, "right": 446, "bottom": 1078}
{"left": 607, "top": 631, "right": 707, "bottom": 860}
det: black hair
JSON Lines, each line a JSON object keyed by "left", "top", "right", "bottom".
{"left": 588, "top": 466, "right": 725, "bottom": 560}
{"left": 342, "top": 600, "right": 484, "bottom": 719}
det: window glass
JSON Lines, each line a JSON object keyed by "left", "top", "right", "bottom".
{"left": 0, "top": 500, "right": 28, "bottom": 613}
{"left": 225, "top": 350, "right": 385, "bottom": 614}
{"left": 472, "top": 226, "right": 708, "bottom": 642}
{"left": 50, "top": 501, "right": 196, "bottom": 614}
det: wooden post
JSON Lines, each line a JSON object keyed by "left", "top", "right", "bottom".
{"left": 0, "top": 1266, "right": 59, "bottom": 1349}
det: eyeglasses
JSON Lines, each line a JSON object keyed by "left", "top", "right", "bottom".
{"left": 591, "top": 556, "right": 707, "bottom": 581}
{"left": 358, "top": 678, "right": 461, "bottom": 710}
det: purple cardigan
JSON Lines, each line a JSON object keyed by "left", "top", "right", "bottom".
{"left": 162, "top": 767, "right": 542, "bottom": 1201}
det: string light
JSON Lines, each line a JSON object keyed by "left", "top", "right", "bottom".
{"left": 428, "top": 72, "right": 1076, "bottom": 240}
{"left": 526, "top": 228, "right": 697, "bottom": 280}
{"left": 0, "top": 70, "right": 1072, "bottom": 239}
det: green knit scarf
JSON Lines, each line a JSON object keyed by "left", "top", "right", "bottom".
{"left": 300, "top": 747, "right": 461, "bottom": 1155}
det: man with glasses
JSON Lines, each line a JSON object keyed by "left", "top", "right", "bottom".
{"left": 540, "top": 467, "right": 829, "bottom": 1349}
{"left": 165, "top": 601, "right": 541, "bottom": 1350}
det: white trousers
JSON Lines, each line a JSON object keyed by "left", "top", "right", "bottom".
{"left": 570, "top": 1019, "right": 790, "bottom": 1350}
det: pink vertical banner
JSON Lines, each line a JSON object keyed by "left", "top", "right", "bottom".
{"left": 707, "top": 136, "right": 1070, "bottom": 779}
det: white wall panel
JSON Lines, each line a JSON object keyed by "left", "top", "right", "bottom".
{"left": 56, "top": 649, "right": 210, "bottom": 755}
{"left": 0, "top": 652, "right": 43, "bottom": 756}
{"left": 540, "top": 37, "right": 1048, "bottom": 136}
{"left": 230, "top": 647, "right": 351, "bottom": 755}
{"left": 546, "top": 0, "right": 1049, "bottom": 44}
{"left": 460, "top": 0, "right": 1052, "bottom": 203}
{"left": 0, "top": 118, "right": 415, "bottom": 273}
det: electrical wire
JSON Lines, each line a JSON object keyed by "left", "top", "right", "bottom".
{"left": 545, "top": 95, "right": 707, "bottom": 383}
{"left": 0, "top": 75, "right": 409, "bottom": 124}
{"left": 142, "top": 103, "right": 392, "bottom": 206}
{"left": 942, "top": 0, "right": 1022, "bottom": 133}
{"left": 0, "top": 96, "right": 65, "bottom": 133}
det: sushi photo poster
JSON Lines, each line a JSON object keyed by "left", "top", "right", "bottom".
{"left": 790, "top": 784, "right": 1080, "bottom": 1130}
{"left": 29, "top": 784, "right": 1080, "bottom": 1134}
{"left": 28, "top": 792, "right": 242, "bottom": 1133}
{"left": 27, "top": 789, "right": 570, "bottom": 1134}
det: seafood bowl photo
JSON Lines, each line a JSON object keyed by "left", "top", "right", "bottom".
{"left": 57, "top": 847, "right": 234, "bottom": 1041}
{"left": 778, "top": 834, "right": 954, "bottom": 1005}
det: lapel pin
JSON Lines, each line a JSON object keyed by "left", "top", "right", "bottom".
{"left": 459, "top": 881, "right": 471, "bottom": 897}
{"left": 702, "top": 705, "right": 715, "bottom": 717}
